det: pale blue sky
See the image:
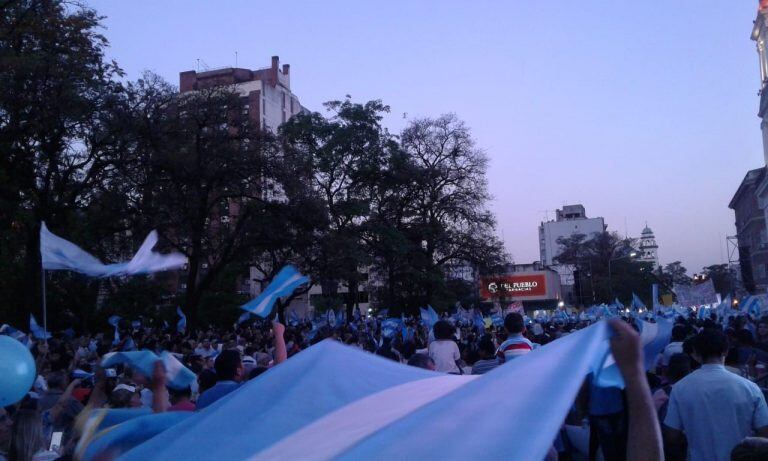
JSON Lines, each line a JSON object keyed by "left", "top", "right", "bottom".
{"left": 88, "top": 0, "right": 764, "bottom": 273}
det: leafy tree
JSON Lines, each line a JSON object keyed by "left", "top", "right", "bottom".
{"left": 658, "top": 261, "right": 692, "bottom": 289}
{"left": 0, "top": 0, "right": 124, "bottom": 323}
{"left": 701, "top": 264, "right": 734, "bottom": 296}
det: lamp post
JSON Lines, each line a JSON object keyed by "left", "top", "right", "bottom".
{"left": 608, "top": 251, "right": 638, "bottom": 300}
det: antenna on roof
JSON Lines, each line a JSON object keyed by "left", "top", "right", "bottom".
{"left": 235, "top": 51, "right": 238, "bottom": 68}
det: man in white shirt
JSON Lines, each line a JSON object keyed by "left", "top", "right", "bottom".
{"left": 664, "top": 328, "right": 768, "bottom": 461}
{"left": 659, "top": 324, "right": 686, "bottom": 368}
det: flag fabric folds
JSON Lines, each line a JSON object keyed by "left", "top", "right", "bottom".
{"left": 420, "top": 305, "right": 439, "bottom": 329}
{"left": 93, "top": 321, "right": 647, "bottom": 461}
{"left": 240, "top": 266, "right": 309, "bottom": 318}
{"left": 40, "top": 222, "right": 186, "bottom": 278}
{"left": 176, "top": 307, "right": 186, "bottom": 332}
{"left": 630, "top": 293, "right": 646, "bottom": 311}
{"left": 101, "top": 351, "right": 195, "bottom": 390}
{"left": 29, "top": 314, "right": 51, "bottom": 340}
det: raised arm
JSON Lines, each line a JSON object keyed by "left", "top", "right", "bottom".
{"left": 272, "top": 321, "right": 287, "bottom": 365}
{"left": 608, "top": 319, "right": 663, "bottom": 461}
{"left": 151, "top": 360, "right": 169, "bottom": 413}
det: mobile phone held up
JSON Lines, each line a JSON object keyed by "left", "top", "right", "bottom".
{"left": 49, "top": 431, "right": 63, "bottom": 451}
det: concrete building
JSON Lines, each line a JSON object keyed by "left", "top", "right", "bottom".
{"left": 729, "top": 168, "right": 768, "bottom": 293}
{"left": 180, "top": 56, "right": 305, "bottom": 133}
{"left": 538, "top": 205, "right": 606, "bottom": 304}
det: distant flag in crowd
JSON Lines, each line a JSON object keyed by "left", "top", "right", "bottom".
{"left": 630, "top": 293, "right": 646, "bottom": 311}
{"left": 240, "top": 266, "right": 309, "bottom": 318}
{"left": 40, "top": 222, "right": 186, "bottom": 278}
{"left": 381, "top": 318, "right": 400, "bottom": 338}
{"left": 29, "top": 314, "right": 51, "bottom": 340}
{"left": 288, "top": 309, "right": 300, "bottom": 326}
{"left": 596, "top": 318, "right": 673, "bottom": 387}
{"left": 696, "top": 305, "right": 710, "bottom": 320}
{"left": 741, "top": 295, "right": 763, "bottom": 318}
{"left": 613, "top": 298, "right": 624, "bottom": 310}
{"left": 176, "top": 307, "right": 186, "bottom": 332}
{"left": 490, "top": 313, "right": 504, "bottom": 327}
{"left": 101, "top": 350, "right": 196, "bottom": 390}
{"left": 420, "top": 305, "right": 439, "bottom": 329}
{"left": 473, "top": 309, "right": 486, "bottom": 332}
{"left": 107, "top": 315, "right": 122, "bottom": 328}
{"left": 237, "top": 311, "right": 252, "bottom": 325}
{"left": 327, "top": 310, "right": 337, "bottom": 328}
{"left": 652, "top": 284, "right": 660, "bottom": 311}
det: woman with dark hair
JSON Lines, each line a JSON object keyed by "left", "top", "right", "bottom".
{"left": 428, "top": 320, "right": 461, "bottom": 374}
{"left": 8, "top": 410, "right": 58, "bottom": 461}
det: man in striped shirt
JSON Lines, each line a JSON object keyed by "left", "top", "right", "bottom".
{"left": 496, "top": 313, "right": 537, "bottom": 363}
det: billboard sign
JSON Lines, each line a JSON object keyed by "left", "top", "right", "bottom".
{"left": 480, "top": 274, "right": 548, "bottom": 299}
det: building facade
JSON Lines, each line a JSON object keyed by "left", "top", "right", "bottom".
{"left": 180, "top": 56, "right": 304, "bottom": 133}
{"left": 752, "top": 3, "right": 768, "bottom": 251}
{"left": 730, "top": 168, "right": 768, "bottom": 293}
{"left": 538, "top": 204, "right": 606, "bottom": 304}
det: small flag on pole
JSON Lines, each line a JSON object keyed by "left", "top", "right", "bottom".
{"left": 29, "top": 314, "right": 51, "bottom": 340}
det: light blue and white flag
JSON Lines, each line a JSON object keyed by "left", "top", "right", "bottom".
{"left": 652, "top": 284, "right": 660, "bottom": 311}
{"left": 103, "top": 321, "right": 647, "bottom": 461}
{"left": 107, "top": 315, "right": 121, "bottom": 328}
{"left": 237, "top": 311, "right": 253, "bottom": 325}
{"left": 176, "top": 307, "right": 186, "bottom": 332}
{"left": 741, "top": 296, "right": 762, "bottom": 318}
{"left": 327, "top": 310, "right": 337, "bottom": 329}
{"left": 40, "top": 222, "right": 186, "bottom": 278}
{"left": 420, "top": 305, "right": 439, "bottom": 330}
{"left": 381, "top": 318, "right": 401, "bottom": 338}
{"left": 29, "top": 314, "right": 51, "bottom": 340}
{"left": 631, "top": 293, "right": 646, "bottom": 311}
{"left": 101, "top": 350, "right": 196, "bottom": 390}
{"left": 595, "top": 318, "right": 673, "bottom": 387}
{"left": 240, "top": 266, "right": 309, "bottom": 318}
{"left": 473, "top": 309, "right": 485, "bottom": 332}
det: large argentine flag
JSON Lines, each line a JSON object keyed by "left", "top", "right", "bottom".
{"left": 240, "top": 265, "right": 309, "bottom": 318}
{"left": 40, "top": 222, "right": 186, "bottom": 277}
{"left": 80, "top": 321, "right": 650, "bottom": 461}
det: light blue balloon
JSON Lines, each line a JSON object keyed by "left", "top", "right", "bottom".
{"left": 0, "top": 336, "right": 36, "bottom": 406}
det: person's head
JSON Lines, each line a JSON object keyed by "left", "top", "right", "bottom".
{"left": 407, "top": 353, "right": 436, "bottom": 371}
{"left": 731, "top": 437, "right": 768, "bottom": 461}
{"left": 504, "top": 313, "right": 525, "bottom": 335}
{"left": 109, "top": 384, "right": 140, "bottom": 408}
{"left": 214, "top": 350, "right": 244, "bottom": 382}
{"left": 197, "top": 369, "right": 218, "bottom": 393}
{"left": 168, "top": 387, "right": 192, "bottom": 405}
{"left": 666, "top": 353, "right": 691, "bottom": 383}
{"left": 9, "top": 409, "right": 44, "bottom": 461}
{"left": 758, "top": 320, "right": 768, "bottom": 340}
{"left": 45, "top": 370, "right": 67, "bottom": 391}
{"left": 691, "top": 329, "right": 729, "bottom": 364}
{"left": 432, "top": 320, "right": 454, "bottom": 341}
{"left": 671, "top": 324, "right": 687, "bottom": 342}
{"left": 478, "top": 336, "right": 496, "bottom": 359}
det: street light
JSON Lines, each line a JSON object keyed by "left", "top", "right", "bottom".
{"left": 608, "top": 251, "right": 638, "bottom": 300}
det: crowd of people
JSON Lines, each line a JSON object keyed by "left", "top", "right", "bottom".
{"left": 2, "top": 307, "right": 768, "bottom": 460}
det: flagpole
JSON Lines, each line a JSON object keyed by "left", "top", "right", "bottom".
{"left": 41, "top": 268, "right": 48, "bottom": 344}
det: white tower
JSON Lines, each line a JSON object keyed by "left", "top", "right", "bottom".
{"left": 638, "top": 224, "right": 660, "bottom": 268}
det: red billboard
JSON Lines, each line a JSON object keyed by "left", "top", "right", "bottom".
{"left": 480, "top": 274, "right": 547, "bottom": 299}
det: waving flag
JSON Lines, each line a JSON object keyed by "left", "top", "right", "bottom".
{"left": 176, "top": 307, "right": 186, "bottom": 332}
{"left": 630, "top": 293, "right": 646, "bottom": 311}
{"left": 381, "top": 318, "right": 401, "bottom": 338}
{"left": 420, "top": 305, "right": 439, "bottom": 329}
{"left": 94, "top": 321, "right": 645, "bottom": 461}
{"left": 240, "top": 266, "right": 309, "bottom": 318}
{"left": 101, "top": 350, "right": 195, "bottom": 390}
{"left": 596, "top": 318, "right": 672, "bottom": 387}
{"left": 107, "top": 315, "right": 121, "bottom": 328}
{"left": 29, "top": 314, "right": 51, "bottom": 340}
{"left": 473, "top": 309, "right": 486, "bottom": 332}
{"left": 327, "top": 310, "right": 337, "bottom": 329}
{"left": 40, "top": 222, "right": 186, "bottom": 278}
{"left": 237, "top": 311, "right": 252, "bottom": 325}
